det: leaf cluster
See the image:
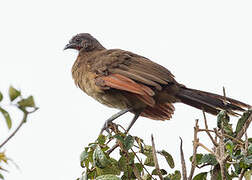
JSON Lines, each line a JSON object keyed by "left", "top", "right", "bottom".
{"left": 78, "top": 109, "right": 252, "bottom": 180}
{"left": 0, "top": 86, "right": 38, "bottom": 179}
{"left": 78, "top": 132, "right": 178, "bottom": 180}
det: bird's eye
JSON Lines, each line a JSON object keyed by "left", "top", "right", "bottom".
{"left": 75, "top": 38, "right": 81, "bottom": 43}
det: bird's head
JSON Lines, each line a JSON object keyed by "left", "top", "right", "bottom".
{"left": 64, "top": 33, "right": 104, "bottom": 52}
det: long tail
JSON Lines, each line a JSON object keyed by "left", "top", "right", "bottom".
{"left": 176, "top": 87, "right": 251, "bottom": 115}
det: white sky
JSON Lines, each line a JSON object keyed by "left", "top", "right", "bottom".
{"left": 0, "top": 0, "right": 252, "bottom": 179}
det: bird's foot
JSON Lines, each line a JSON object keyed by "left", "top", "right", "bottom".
{"left": 100, "top": 120, "right": 113, "bottom": 135}
{"left": 99, "top": 108, "right": 131, "bottom": 135}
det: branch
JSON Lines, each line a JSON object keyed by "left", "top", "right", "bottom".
{"left": 202, "top": 110, "right": 218, "bottom": 146}
{"left": 217, "top": 124, "right": 227, "bottom": 180}
{"left": 131, "top": 148, "right": 154, "bottom": 180}
{"left": 151, "top": 134, "right": 163, "bottom": 180}
{"left": 0, "top": 110, "right": 30, "bottom": 149}
{"left": 188, "top": 119, "right": 199, "bottom": 180}
{"left": 198, "top": 142, "right": 214, "bottom": 154}
{"left": 179, "top": 137, "right": 187, "bottom": 180}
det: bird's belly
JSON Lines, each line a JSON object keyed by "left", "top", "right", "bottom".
{"left": 92, "top": 91, "right": 129, "bottom": 110}
{"left": 76, "top": 72, "right": 129, "bottom": 110}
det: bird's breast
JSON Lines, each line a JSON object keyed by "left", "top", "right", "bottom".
{"left": 72, "top": 67, "right": 130, "bottom": 110}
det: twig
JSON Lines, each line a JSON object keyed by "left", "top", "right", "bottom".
{"left": 131, "top": 148, "right": 154, "bottom": 180}
{"left": 198, "top": 143, "right": 214, "bottom": 154}
{"left": 218, "top": 124, "right": 227, "bottom": 180}
{"left": 224, "top": 134, "right": 244, "bottom": 145}
{"left": 151, "top": 134, "right": 164, "bottom": 180}
{"left": 107, "top": 144, "right": 119, "bottom": 155}
{"left": 213, "top": 128, "right": 244, "bottom": 145}
{"left": 179, "top": 137, "right": 187, "bottom": 180}
{"left": 244, "top": 133, "right": 249, "bottom": 155}
{"left": 238, "top": 168, "right": 245, "bottom": 180}
{"left": 0, "top": 110, "right": 29, "bottom": 149}
{"left": 223, "top": 87, "right": 227, "bottom": 105}
{"left": 132, "top": 164, "right": 143, "bottom": 180}
{"left": 202, "top": 110, "right": 218, "bottom": 146}
{"left": 198, "top": 129, "right": 215, "bottom": 133}
{"left": 188, "top": 119, "right": 199, "bottom": 180}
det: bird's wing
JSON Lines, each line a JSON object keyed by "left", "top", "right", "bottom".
{"left": 92, "top": 49, "right": 176, "bottom": 107}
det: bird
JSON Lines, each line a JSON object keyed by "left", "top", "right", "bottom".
{"left": 64, "top": 33, "right": 250, "bottom": 133}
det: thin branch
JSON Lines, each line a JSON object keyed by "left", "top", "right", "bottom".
{"left": 0, "top": 111, "right": 29, "bottom": 149}
{"left": 107, "top": 144, "right": 119, "bottom": 155}
{"left": 151, "top": 134, "right": 163, "bottom": 180}
{"left": 218, "top": 123, "right": 227, "bottom": 180}
{"left": 196, "top": 163, "right": 211, "bottom": 169}
{"left": 223, "top": 87, "right": 227, "bottom": 105}
{"left": 198, "top": 129, "right": 215, "bottom": 133}
{"left": 132, "top": 164, "right": 143, "bottom": 180}
{"left": 202, "top": 110, "right": 218, "bottom": 146}
{"left": 131, "top": 148, "right": 154, "bottom": 180}
{"left": 223, "top": 134, "right": 244, "bottom": 145}
{"left": 188, "top": 119, "right": 199, "bottom": 180}
{"left": 179, "top": 137, "right": 187, "bottom": 180}
{"left": 198, "top": 143, "right": 214, "bottom": 154}
{"left": 238, "top": 168, "right": 246, "bottom": 180}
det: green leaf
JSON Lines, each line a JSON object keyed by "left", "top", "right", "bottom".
{"left": 143, "top": 145, "right": 152, "bottom": 155}
{"left": 96, "top": 158, "right": 121, "bottom": 176}
{"left": 193, "top": 172, "right": 207, "bottom": 180}
{"left": 118, "top": 156, "right": 127, "bottom": 171}
{"left": 80, "top": 150, "right": 89, "bottom": 168}
{"left": 217, "top": 110, "right": 229, "bottom": 128}
{"left": 144, "top": 154, "right": 155, "bottom": 167}
{"left": 0, "top": 92, "right": 3, "bottom": 102}
{"left": 96, "top": 174, "right": 121, "bottom": 180}
{"left": 87, "top": 170, "right": 96, "bottom": 179}
{"left": 189, "top": 154, "right": 203, "bottom": 165}
{"left": 248, "top": 144, "right": 252, "bottom": 155}
{"left": 226, "top": 140, "right": 234, "bottom": 155}
{"left": 244, "top": 169, "right": 252, "bottom": 180}
{"left": 0, "top": 107, "right": 12, "bottom": 129}
{"left": 97, "top": 135, "right": 106, "bottom": 145}
{"left": 93, "top": 145, "right": 110, "bottom": 168}
{"left": 158, "top": 150, "right": 175, "bottom": 168}
{"left": 128, "top": 152, "right": 135, "bottom": 164}
{"left": 152, "top": 169, "right": 167, "bottom": 175}
{"left": 135, "top": 137, "right": 144, "bottom": 153}
{"left": 135, "top": 163, "right": 143, "bottom": 174}
{"left": 244, "top": 155, "right": 252, "bottom": 165}
{"left": 18, "top": 96, "right": 35, "bottom": 107}
{"left": 235, "top": 110, "right": 252, "bottom": 134}
{"left": 200, "top": 154, "right": 218, "bottom": 166}
{"left": 9, "top": 86, "right": 21, "bottom": 101}
{"left": 124, "top": 135, "right": 134, "bottom": 150}
{"left": 166, "top": 170, "right": 181, "bottom": 180}
{"left": 114, "top": 134, "right": 125, "bottom": 143}
{"left": 0, "top": 173, "right": 4, "bottom": 180}
{"left": 143, "top": 145, "right": 154, "bottom": 167}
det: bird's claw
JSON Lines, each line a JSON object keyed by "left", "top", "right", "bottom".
{"left": 100, "top": 121, "right": 112, "bottom": 135}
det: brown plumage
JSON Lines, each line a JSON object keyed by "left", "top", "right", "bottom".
{"left": 64, "top": 33, "right": 250, "bottom": 131}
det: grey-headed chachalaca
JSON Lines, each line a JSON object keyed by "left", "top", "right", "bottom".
{"left": 64, "top": 33, "right": 250, "bottom": 133}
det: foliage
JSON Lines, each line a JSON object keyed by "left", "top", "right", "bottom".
{"left": 0, "top": 86, "right": 38, "bottom": 179}
{"left": 77, "top": 109, "right": 252, "bottom": 180}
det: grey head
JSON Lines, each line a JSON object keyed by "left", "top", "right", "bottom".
{"left": 64, "top": 33, "right": 104, "bottom": 52}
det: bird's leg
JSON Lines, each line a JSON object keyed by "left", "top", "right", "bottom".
{"left": 125, "top": 111, "right": 141, "bottom": 133}
{"left": 100, "top": 108, "right": 132, "bottom": 134}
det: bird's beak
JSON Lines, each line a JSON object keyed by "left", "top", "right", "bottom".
{"left": 64, "top": 43, "right": 78, "bottom": 50}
